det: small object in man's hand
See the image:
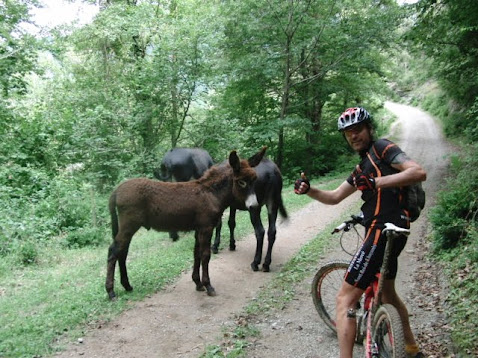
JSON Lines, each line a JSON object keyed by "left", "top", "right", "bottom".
{"left": 294, "top": 172, "right": 310, "bottom": 194}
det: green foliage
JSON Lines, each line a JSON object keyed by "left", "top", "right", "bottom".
{"left": 1, "top": 0, "right": 405, "bottom": 264}
{"left": 0, "top": 0, "right": 38, "bottom": 97}
{"left": 0, "top": 169, "right": 108, "bottom": 263}
{"left": 428, "top": 143, "right": 477, "bottom": 355}
{"left": 213, "top": 0, "right": 402, "bottom": 175}
{"left": 63, "top": 227, "right": 106, "bottom": 249}
{"left": 18, "top": 240, "right": 39, "bottom": 265}
{"left": 430, "top": 145, "right": 478, "bottom": 252}
{"left": 436, "top": 246, "right": 478, "bottom": 354}
{"left": 406, "top": 0, "right": 478, "bottom": 141}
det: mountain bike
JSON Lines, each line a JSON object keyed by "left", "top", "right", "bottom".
{"left": 312, "top": 219, "right": 410, "bottom": 357}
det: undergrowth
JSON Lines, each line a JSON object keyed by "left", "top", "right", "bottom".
{"left": 429, "top": 143, "right": 478, "bottom": 355}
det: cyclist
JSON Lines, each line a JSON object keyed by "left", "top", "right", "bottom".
{"left": 294, "top": 107, "right": 426, "bottom": 358}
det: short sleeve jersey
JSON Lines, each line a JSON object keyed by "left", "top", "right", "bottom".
{"left": 346, "top": 138, "right": 409, "bottom": 229}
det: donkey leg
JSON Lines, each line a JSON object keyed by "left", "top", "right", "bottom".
{"left": 262, "top": 207, "right": 279, "bottom": 272}
{"left": 249, "top": 208, "right": 265, "bottom": 271}
{"left": 192, "top": 231, "right": 205, "bottom": 291}
{"left": 106, "top": 243, "right": 119, "bottom": 300}
{"left": 198, "top": 228, "right": 216, "bottom": 296}
{"left": 118, "top": 237, "right": 134, "bottom": 292}
{"left": 169, "top": 231, "right": 179, "bottom": 241}
{"left": 212, "top": 217, "right": 223, "bottom": 254}
{"left": 105, "top": 229, "right": 135, "bottom": 300}
{"left": 228, "top": 207, "right": 237, "bottom": 251}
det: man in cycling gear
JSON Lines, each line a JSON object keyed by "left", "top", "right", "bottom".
{"left": 295, "top": 107, "right": 427, "bottom": 358}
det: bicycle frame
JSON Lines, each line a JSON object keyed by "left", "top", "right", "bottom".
{"left": 363, "top": 223, "right": 410, "bottom": 357}
{"left": 364, "top": 232, "right": 393, "bottom": 357}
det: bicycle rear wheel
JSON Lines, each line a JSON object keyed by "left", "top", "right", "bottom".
{"left": 311, "top": 261, "right": 349, "bottom": 334}
{"left": 372, "top": 303, "right": 406, "bottom": 358}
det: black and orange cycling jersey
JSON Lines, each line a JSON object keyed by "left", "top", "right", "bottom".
{"left": 344, "top": 138, "right": 410, "bottom": 290}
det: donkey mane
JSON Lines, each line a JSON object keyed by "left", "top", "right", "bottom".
{"left": 196, "top": 163, "right": 232, "bottom": 192}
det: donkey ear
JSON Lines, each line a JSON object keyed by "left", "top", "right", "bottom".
{"left": 248, "top": 146, "right": 267, "bottom": 167}
{"left": 229, "top": 150, "right": 241, "bottom": 174}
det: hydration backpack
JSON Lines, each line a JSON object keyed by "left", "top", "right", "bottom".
{"left": 404, "top": 182, "right": 426, "bottom": 222}
{"left": 368, "top": 140, "right": 426, "bottom": 223}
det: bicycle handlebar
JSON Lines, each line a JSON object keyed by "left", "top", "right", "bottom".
{"left": 332, "top": 222, "right": 347, "bottom": 233}
{"left": 383, "top": 223, "right": 410, "bottom": 236}
{"left": 332, "top": 216, "right": 410, "bottom": 237}
{"left": 331, "top": 214, "right": 364, "bottom": 234}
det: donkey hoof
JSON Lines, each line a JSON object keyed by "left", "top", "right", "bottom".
{"left": 206, "top": 287, "right": 216, "bottom": 296}
{"left": 212, "top": 247, "right": 219, "bottom": 254}
{"left": 122, "top": 283, "right": 133, "bottom": 292}
{"left": 262, "top": 265, "right": 270, "bottom": 272}
{"left": 196, "top": 284, "right": 206, "bottom": 292}
{"left": 108, "top": 291, "right": 117, "bottom": 301}
{"left": 251, "top": 262, "right": 259, "bottom": 271}
{"left": 229, "top": 245, "right": 236, "bottom": 251}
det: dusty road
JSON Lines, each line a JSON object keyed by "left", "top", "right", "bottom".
{"left": 55, "top": 102, "right": 453, "bottom": 358}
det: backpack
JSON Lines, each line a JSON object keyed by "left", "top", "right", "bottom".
{"left": 404, "top": 182, "right": 426, "bottom": 222}
{"left": 368, "top": 140, "right": 426, "bottom": 222}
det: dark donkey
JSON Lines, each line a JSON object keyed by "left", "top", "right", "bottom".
{"left": 212, "top": 158, "right": 288, "bottom": 272}
{"left": 106, "top": 147, "right": 266, "bottom": 300}
{"left": 153, "top": 147, "right": 213, "bottom": 182}
{"left": 153, "top": 148, "right": 214, "bottom": 241}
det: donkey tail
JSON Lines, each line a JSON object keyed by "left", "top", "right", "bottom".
{"left": 109, "top": 191, "right": 119, "bottom": 239}
{"left": 278, "top": 194, "right": 288, "bottom": 219}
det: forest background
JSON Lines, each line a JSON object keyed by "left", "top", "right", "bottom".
{"left": 1, "top": 0, "right": 477, "bottom": 356}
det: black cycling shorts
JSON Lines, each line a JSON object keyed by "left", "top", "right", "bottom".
{"left": 344, "top": 226, "right": 408, "bottom": 290}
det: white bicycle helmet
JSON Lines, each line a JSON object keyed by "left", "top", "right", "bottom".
{"left": 337, "top": 107, "right": 371, "bottom": 131}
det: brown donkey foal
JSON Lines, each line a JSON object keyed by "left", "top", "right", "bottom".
{"left": 106, "top": 147, "right": 266, "bottom": 300}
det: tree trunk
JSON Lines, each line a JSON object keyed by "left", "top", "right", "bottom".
{"left": 277, "top": 34, "right": 292, "bottom": 170}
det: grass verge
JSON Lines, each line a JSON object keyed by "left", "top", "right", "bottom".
{"left": 0, "top": 231, "right": 196, "bottom": 357}
{"left": 427, "top": 142, "right": 478, "bottom": 356}
{"left": 438, "top": 249, "right": 478, "bottom": 356}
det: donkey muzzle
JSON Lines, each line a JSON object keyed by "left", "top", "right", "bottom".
{"left": 245, "top": 193, "right": 259, "bottom": 209}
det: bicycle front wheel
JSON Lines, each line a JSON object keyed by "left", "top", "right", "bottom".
{"left": 372, "top": 303, "right": 406, "bottom": 358}
{"left": 311, "top": 261, "right": 349, "bottom": 334}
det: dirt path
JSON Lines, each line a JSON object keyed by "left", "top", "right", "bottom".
{"left": 55, "top": 102, "right": 454, "bottom": 358}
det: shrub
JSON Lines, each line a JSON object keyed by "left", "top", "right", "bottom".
{"left": 18, "top": 241, "right": 38, "bottom": 265}
{"left": 430, "top": 145, "right": 478, "bottom": 252}
{"left": 0, "top": 169, "right": 109, "bottom": 266}
{"left": 63, "top": 227, "right": 107, "bottom": 249}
